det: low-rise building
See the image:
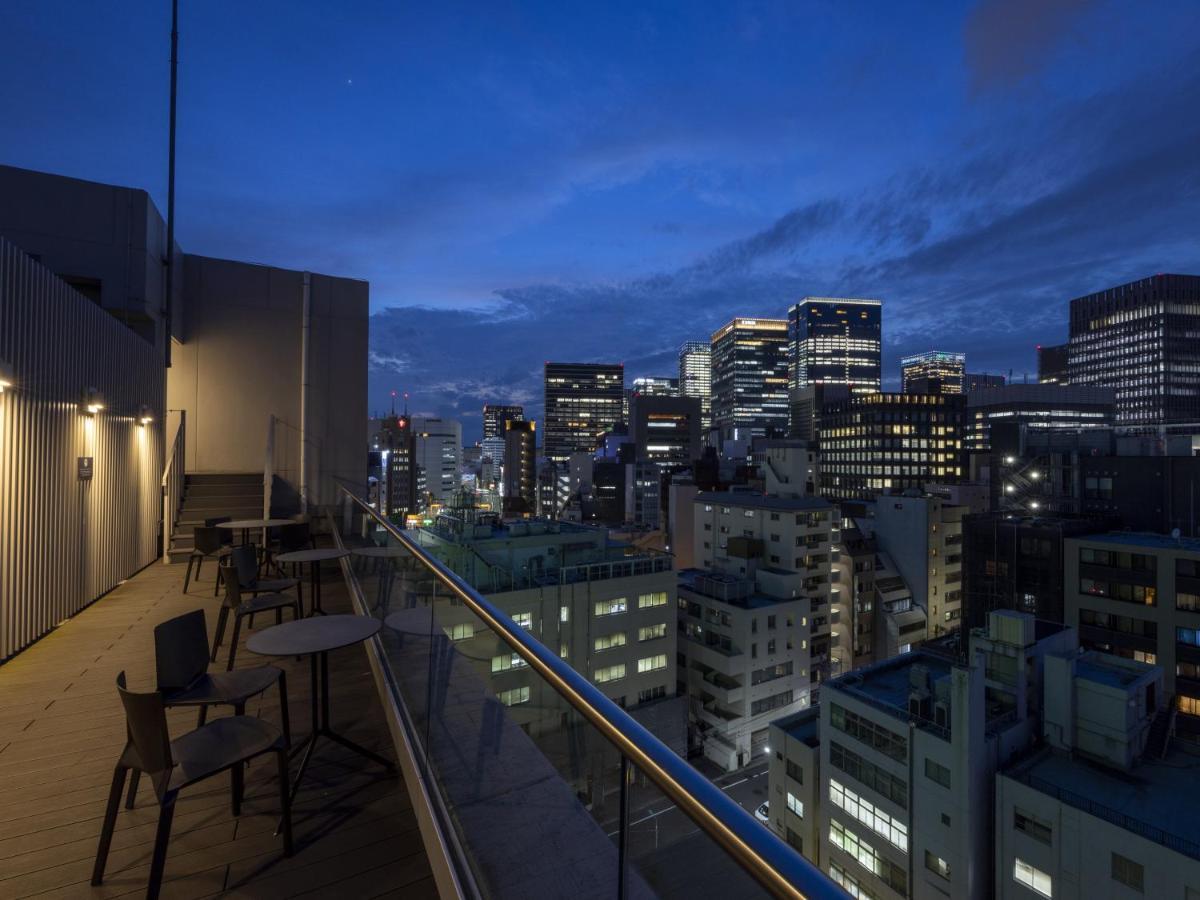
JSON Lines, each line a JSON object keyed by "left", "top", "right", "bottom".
{"left": 995, "top": 652, "right": 1200, "bottom": 899}
{"left": 415, "top": 511, "right": 677, "bottom": 726}
{"left": 769, "top": 611, "right": 1074, "bottom": 900}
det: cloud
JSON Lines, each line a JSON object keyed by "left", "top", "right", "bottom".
{"left": 963, "top": 0, "right": 1099, "bottom": 91}
{"left": 369, "top": 60, "right": 1200, "bottom": 440}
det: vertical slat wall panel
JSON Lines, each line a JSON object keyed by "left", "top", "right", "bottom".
{"left": 0, "top": 238, "right": 165, "bottom": 661}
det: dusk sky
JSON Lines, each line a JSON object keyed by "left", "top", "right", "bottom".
{"left": 4, "top": 0, "right": 1199, "bottom": 442}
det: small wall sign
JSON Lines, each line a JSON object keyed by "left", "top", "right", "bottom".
{"left": 78, "top": 457, "right": 93, "bottom": 480}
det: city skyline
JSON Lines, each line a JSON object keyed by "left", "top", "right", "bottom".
{"left": 4, "top": 1, "right": 1199, "bottom": 443}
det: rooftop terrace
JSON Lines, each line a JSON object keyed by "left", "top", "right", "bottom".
{"left": 1007, "top": 747, "right": 1200, "bottom": 862}
{"left": 0, "top": 560, "right": 434, "bottom": 899}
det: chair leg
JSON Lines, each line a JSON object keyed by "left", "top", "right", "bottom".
{"left": 91, "top": 765, "right": 128, "bottom": 885}
{"left": 275, "top": 607, "right": 283, "bottom": 625}
{"left": 197, "top": 706, "right": 208, "bottom": 728}
{"left": 227, "top": 614, "right": 243, "bottom": 672}
{"left": 249, "top": 612, "right": 256, "bottom": 629}
{"left": 278, "top": 671, "right": 291, "bottom": 746}
{"left": 231, "top": 762, "right": 244, "bottom": 817}
{"left": 276, "top": 748, "right": 294, "bottom": 856}
{"left": 214, "top": 563, "right": 223, "bottom": 597}
{"left": 195, "top": 556, "right": 203, "bottom": 583}
{"left": 182, "top": 556, "right": 195, "bottom": 594}
{"left": 146, "top": 793, "right": 177, "bottom": 900}
{"left": 211, "top": 608, "right": 229, "bottom": 662}
{"left": 125, "top": 768, "right": 141, "bottom": 809}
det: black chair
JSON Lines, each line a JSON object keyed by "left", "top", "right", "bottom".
{"left": 212, "top": 562, "right": 302, "bottom": 670}
{"left": 92, "top": 672, "right": 292, "bottom": 900}
{"left": 123, "top": 610, "right": 291, "bottom": 810}
{"left": 231, "top": 544, "right": 302, "bottom": 604}
{"left": 268, "top": 521, "right": 313, "bottom": 576}
{"left": 182, "top": 525, "right": 233, "bottom": 594}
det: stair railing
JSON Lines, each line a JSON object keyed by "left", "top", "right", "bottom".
{"left": 161, "top": 409, "right": 186, "bottom": 562}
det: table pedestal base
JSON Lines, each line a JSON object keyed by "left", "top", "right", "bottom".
{"left": 277, "top": 648, "right": 395, "bottom": 831}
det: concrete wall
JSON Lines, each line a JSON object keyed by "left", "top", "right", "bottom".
{"left": 168, "top": 254, "right": 367, "bottom": 507}
{"left": 0, "top": 239, "right": 164, "bottom": 660}
{"left": 0, "top": 163, "right": 174, "bottom": 350}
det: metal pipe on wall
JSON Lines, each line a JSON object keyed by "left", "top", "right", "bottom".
{"left": 300, "top": 271, "right": 311, "bottom": 513}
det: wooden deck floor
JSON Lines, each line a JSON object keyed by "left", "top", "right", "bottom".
{"left": 0, "top": 559, "right": 437, "bottom": 899}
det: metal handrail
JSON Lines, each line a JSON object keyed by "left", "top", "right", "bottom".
{"left": 339, "top": 484, "right": 845, "bottom": 900}
{"left": 160, "top": 410, "right": 185, "bottom": 562}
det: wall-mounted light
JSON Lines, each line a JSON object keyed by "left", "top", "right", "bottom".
{"left": 81, "top": 387, "right": 105, "bottom": 415}
{"left": 0, "top": 359, "right": 13, "bottom": 393}
{"left": 138, "top": 404, "right": 154, "bottom": 425}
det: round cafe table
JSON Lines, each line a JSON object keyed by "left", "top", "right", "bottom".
{"left": 217, "top": 517, "right": 293, "bottom": 547}
{"left": 275, "top": 547, "right": 350, "bottom": 616}
{"left": 351, "top": 546, "right": 410, "bottom": 614}
{"left": 247, "top": 615, "right": 392, "bottom": 808}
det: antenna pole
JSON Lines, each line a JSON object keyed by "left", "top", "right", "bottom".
{"left": 164, "top": 0, "right": 179, "bottom": 367}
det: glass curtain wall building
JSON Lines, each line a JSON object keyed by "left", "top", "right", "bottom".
{"left": 1068, "top": 274, "right": 1200, "bottom": 431}
{"left": 710, "top": 318, "right": 789, "bottom": 441}
{"left": 900, "top": 350, "right": 966, "bottom": 394}
{"left": 678, "top": 340, "right": 712, "bottom": 433}
{"left": 787, "top": 298, "right": 882, "bottom": 393}
{"left": 543, "top": 362, "right": 624, "bottom": 463}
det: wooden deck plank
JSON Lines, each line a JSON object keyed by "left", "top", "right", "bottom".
{"left": 0, "top": 555, "right": 434, "bottom": 899}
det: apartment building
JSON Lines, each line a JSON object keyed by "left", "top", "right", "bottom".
{"left": 1064, "top": 531, "right": 1200, "bottom": 743}
{"left": 870, "top": 492, "right": 968, "bottom": 638}
{"left": 678, "top": 492, "right": 834, "bottom": 769}
{"left": 996, "top": 652, "right": 1200, "bottom": 898}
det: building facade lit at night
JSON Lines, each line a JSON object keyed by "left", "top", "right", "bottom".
{"left": 710, "top": 317, "right": 790, "bottom": 441}
{"left": 819, "top": 391, "right": 966, "bottom": 501}
{"left": 482, "top": 403, "right": 524, "bottom": 439}
{"left": 543, "top": 361, "right": 624, "bottom": 463}
{"left": 1067, "top": 274, "right": 1200, "bottom": 431}
{"left": 900, "top": 350, "right": 967, "bottom": 395}
{"left": 787, "top": 297, "right": 882, "bottom": 393}
{"left": 678, "top": 340, "right": 712, "bottom": 433}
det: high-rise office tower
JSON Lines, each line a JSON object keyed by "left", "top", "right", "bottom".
{"left": 502, "top": 419, "right": 536, "bottom": 515}
{"left": 1068, "top": 274, "right": 1200, "bottom": 430}
{"left": 412, "top": 416, "right": 463, "bottom": 504}
{"left": 373, "top": 414, "right": 418, "bottom": 518}
{"left": 543, "top": 362, "right": 624, "bottom": 463}
{"left": 787, "top": 297, "right": 882, "bottom": 393}
{"left": 1037, "top": 343, "right": 1070, "bottom": 385}
{"left": 710, "top": 317, "right": 790, "bottom": 441}
{"left": 678, "top": 341, "right": 712, "bottom": 433}
{"left": 901, "top": 350, "right": 967, "bottom": 394}
{"left": 482, "top": 403, "right": 524, "bottom": 439}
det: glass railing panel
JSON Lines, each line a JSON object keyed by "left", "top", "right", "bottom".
{"left": 620, "top": 764, "right": 769, "bottom": 898}
{"left": 331, "top": 483, "right": 842, "bottom": 900}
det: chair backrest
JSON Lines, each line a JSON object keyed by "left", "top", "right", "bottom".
{"left": 204, "top": 515, "right": 232, "bottom": 528}
{"left": 219, "top": 562, "right": 244, "bottom": 608}
{"left": 115, "top": 672, "right": 174, "bottom": 793}
{"left": 154, "top": 610, "right": 210, "bottom": 693}
{"left": 193, "top": 525, "right": 225, "bottom": 555}
{"left": 231, "top": 544, "right": 258, "bottom": 588}
{"left": 279, "top": 521, "right": 311, "bottom": 553}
